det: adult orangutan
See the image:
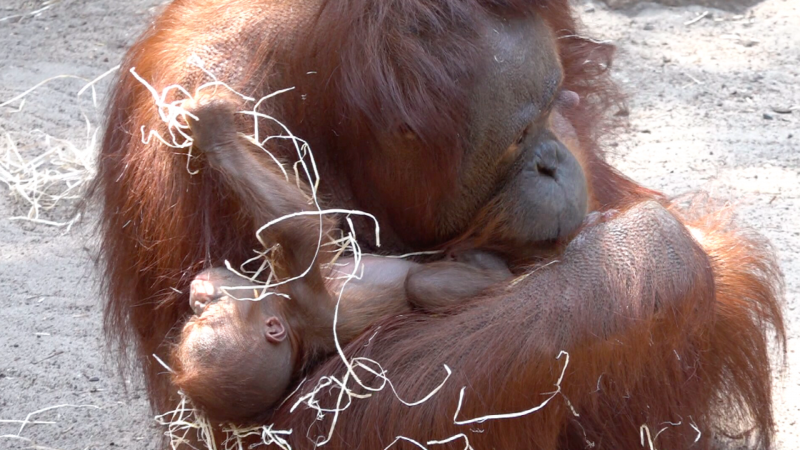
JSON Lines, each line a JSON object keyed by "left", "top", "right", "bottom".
{"left": 92, "top": 0, "right": 785, "bottom": 449}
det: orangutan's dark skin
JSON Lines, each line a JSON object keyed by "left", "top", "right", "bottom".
{"left": 93, "top": 0, "right": 784, "bottom": 447}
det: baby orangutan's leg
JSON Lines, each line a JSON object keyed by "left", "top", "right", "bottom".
{"left": 405, "top": 250, "right": 512, "bottom": 310}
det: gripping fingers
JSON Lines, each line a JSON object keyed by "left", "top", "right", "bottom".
{"left": 184, "top": 93, "right": 241, "bottom": 157}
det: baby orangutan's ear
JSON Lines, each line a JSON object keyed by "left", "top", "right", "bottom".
{"left": 265, "top": 317, "right": 287, "bottom": 343}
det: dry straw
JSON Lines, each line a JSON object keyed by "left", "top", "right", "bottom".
{"left": 0, "top": 67, "right": 118, "bottom": 228}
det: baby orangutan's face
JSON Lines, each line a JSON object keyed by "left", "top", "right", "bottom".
{"left": 184, "top": 267, "right": 287, "bottom": 338}
{"left": 171, "top": 268, "right": 295, "bottom": 421}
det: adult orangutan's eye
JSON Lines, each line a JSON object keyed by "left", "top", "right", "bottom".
{"left": 515, "top": 127, "right": 529, "bottom": 146}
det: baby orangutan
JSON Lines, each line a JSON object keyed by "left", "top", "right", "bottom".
{"left": 173, "top": 254, "right": 509, "bottom": 422}
{"left": 170, "top": 94, "right": 511, "bottom": 422}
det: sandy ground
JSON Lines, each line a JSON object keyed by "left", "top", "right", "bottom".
{"left": 0, "top": 0, "right": 797, "bottom": 448}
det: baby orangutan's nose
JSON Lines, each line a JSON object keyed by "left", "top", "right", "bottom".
{"left": 190, "top": 279, "right": 217, "bottom": 315}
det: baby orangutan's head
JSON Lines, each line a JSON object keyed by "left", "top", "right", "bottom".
{"left": 171, "top": 268, "right": 294, "bottom": 422}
